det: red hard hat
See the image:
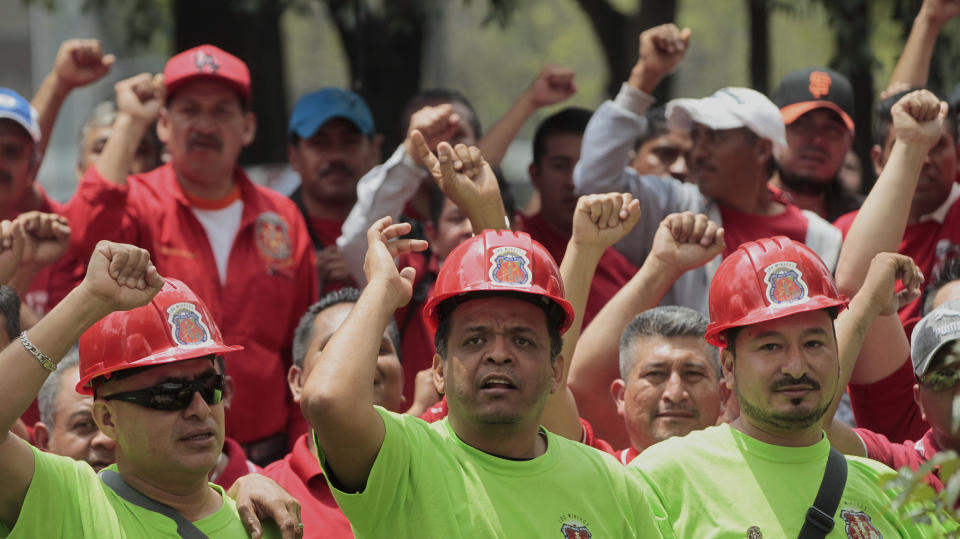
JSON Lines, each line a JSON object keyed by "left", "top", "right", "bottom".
{"left": 423, "top": 229, "right": 575, "bottom": 335}
{"left": 76, "top": 278, "right": 243, "bottom": 395}
{"left": 704, "top": 236, "right": 848, "bottom": 347}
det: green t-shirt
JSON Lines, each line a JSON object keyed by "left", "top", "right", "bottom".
{"left": 319, "top": 406, "right": 661, "bottom": 538}
{"left": 630, "top": 423, "right": 949, "bottom": 538}
{"left": 1, "top": 445, "right": 275, "bottom": 538}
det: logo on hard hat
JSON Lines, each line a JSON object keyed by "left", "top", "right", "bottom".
{"left": 763, "top": 261, "right": 809, "bottom": 307}
{"left": 489, "top": 246, "right": 532, "bottom": 287}
{"left": 167, "top": 302, "right": 212, "bottom": 346}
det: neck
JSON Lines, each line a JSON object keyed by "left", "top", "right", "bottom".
{"left": 301, "top": 190, "right": 354, "bottom": 221}
{"left": 730, "top": 416, "right": 822, "bottom": 447}
{"left": 177, "top": 169, "right": 236, "bottom": 200}
{"left": 116, "top": 461, "right": 222, "bottom": 521}
{"left": 447, "top": 413, "right": 546, "bottom": 460}
{"left": 771, "top": 174, "right": 827, "bottom": 218}
{"left": 721, "top": 177, "right": 783, "bottom": 215}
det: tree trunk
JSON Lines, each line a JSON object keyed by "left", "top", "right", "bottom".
{"left": 324, "top": 0, "right": 426, "bottom": 157}
{"left": 173, "top": 0, "right": 288, "bottom": 165}
{"left": 574, "top": 0, "right": 678, "bottom": 102}
{"left": 747, "top": 0, "right": 770, "bottom": 95}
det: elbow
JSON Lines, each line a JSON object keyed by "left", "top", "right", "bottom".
{"left": 300, "top": 379, "right": 346, "bottom": 431}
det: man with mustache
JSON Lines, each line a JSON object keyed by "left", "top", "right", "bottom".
{"left": 286, "top": 89, "right": 381, "bottom": 293}
{"left": 574, "top": 23, "right": 841, "bottom": 315}
{"left": 630, "top": 235, "right": 944, "bottom": 537}
{"left": 60, "top": 45, "right": 317, "bottom": 465}
{"left": 770, "top": 68, "right": 863, "bottom": 221}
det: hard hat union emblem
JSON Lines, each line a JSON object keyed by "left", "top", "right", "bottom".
{"left": 763, "top": 261, "right": 810, "bottom": 307}
{"left": 167, "top": 303, "right": 212, "bottom": 346}
{"left": 488, "top": 246, "right": 532, "bottom": 287}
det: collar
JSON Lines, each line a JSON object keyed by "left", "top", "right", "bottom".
{"left": 289, "top": 433, "right": 324, "bottom": 483}
{"left": 915, "top": 428, "right": 942, "bottom": 459}
{"left": 620, "top": 446, "right": 641, "bottom": 466}
{"left": 920, "top": 183, "right": 960, "bottom": 224}
{"left": 162, "top": 163, "right": 262, "bottom": 214}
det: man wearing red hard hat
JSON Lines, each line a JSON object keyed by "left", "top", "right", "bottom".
{"left": 300, "top": 139, "right": 661, "bottom": 537}
{"left": 629, "top": 236, "right": 947, "bottom": 536}
{"left": 59, "top": 44, "right": 317, "bottom": 463}
{"left": 0, "top": 240, "right": 305, "bottom": 537}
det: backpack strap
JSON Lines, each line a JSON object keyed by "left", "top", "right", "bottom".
{"left": 798, "top": 446, "right": 848, "bottom": 539}
{"left": 99, "top": 469, "right": 209, "bottom": 539}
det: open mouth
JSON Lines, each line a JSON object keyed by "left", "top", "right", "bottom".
{"left": 179, "top": 430, "right": 215, "bottom": 443}
{"left": 479, "top": 375, "right": 517, "bottom": 391}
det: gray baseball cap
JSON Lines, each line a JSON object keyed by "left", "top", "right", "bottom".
{"left": 911, "top": 299, "right": 960, "bottom": 378}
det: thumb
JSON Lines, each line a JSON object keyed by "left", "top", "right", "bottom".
{"left": 399, "top": 266, "right": 417, "bottom": 285}
{"left": 680, "top": 27, "right": 692, "bottom": 47}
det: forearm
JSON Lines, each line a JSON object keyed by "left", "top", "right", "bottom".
{"left": 573, "top": 96, "right": 650, "bottom": 195}
{"left": 827, "top": 292, "right": 883, "bottom": 422}
{"left": 477, "top": 95, "right": 537, "bottom": 166}
{"left": 887, "top": 13, "right": 945, "bottom": 90}
{"left": 96, "top": 113, "right": 151, "bottom": 186}
{"left": 467, "top": 199, "right": 509, "bottom": 234}
{"left": 30, "top": 73, "right": 73, "bottom": 165}
{"left": 835, "top": 142, "right": 927, "bottom": 294}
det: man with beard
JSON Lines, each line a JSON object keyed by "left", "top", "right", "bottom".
{"left": 630, "top": 236, "right": 943, "bottom": 537}
{"left": 770, "top": 68, "right": 863, "bottom": 221}
{"left": 61, "top": 46, "right": 317, "bottom": 464}
{"left": 287, "top": 89, "right": 381, "bottom": 293}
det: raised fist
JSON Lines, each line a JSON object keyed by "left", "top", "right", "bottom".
{"left": 115, "top": 73, "right": 164, "bottom": 126}
{"left": 525, "top": 66, "right": 576, "bottom": 108}
{"left": 649, "top": 212, "right": 725, "bottom": 275}
{"left": 570, "top": 193, "right": 641, "bottom": 252}
{"left": 81, "top": 241, "right": 164, "bottom": 312}
{"left": 404, "top": 104, "right": 462, "bottom": 166}
{"left": 891, "top": 89, "right": 947, "bottom": 152}
{"left": 633, "top": 24, "right": 691, "bottom": 92}
{"left": 53, "top": 39, "right": 115, "bottom": 89}
{"left": 15, "top": 211, "right": 70, "bottom": 269}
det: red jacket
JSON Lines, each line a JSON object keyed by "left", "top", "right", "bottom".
{"left": 61, "top": 164, "right": 318, "bottom": 445}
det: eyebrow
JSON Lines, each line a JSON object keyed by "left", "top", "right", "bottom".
{"left": 751, "top": 327, "right": 828, "bottom": 340}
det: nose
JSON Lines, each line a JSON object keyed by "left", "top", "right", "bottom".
{"left": 91, "top": 428, "right": 116, "bottom": 452}
{"left": 669, "top": 154, "right": 688, "bottom": 180}
{"left": 661, "top": 371, "right": 689, "bottom": 404}
{"left": 485, "top": 335, "right": 514, "bottom": 365}
{"left": 183, "top": 391, "right": 212, "bottom": 419}
{"left": 781, "top": 345, "right": 807, "bottom": 379}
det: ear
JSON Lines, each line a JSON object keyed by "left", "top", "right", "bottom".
{"left": 32, "top": 422, "right": 50, "bottom": 450}
{"left": 870, "top": 144, "right": 884, "bottom": 176}
{"left": 432, "top": 354, "right": 445, "bottom": 395}
{"left": 157, "top": 108, "right": 171, "bottom": 146}
{"left": 223, "top": 375, "right": 236, "bottom": 409}
{"left": 528, "top": 162, "right": 541, "bottom": 187}
{"left": 611, "top": 379, "right": 627, "bottom": 419}
{"left": 721, "top": 349, "right": 735, "bottom": 390}
{"left": 92, "top": 400, "right": 119, "bottom": 441}
{"left": 717, "top": 379, "right": 732, "bottom": 419}
{"left": 754, "top": 138, "right": 773, "bottom": 169}
{"left": 288, "top": 364, "right": 304, "bottom": 404}
{"left": 241, "top": 111, "right": 257, "bottom": 147}
{"left": 549, "top": 354, "right": 565, "bottom": 393}
{"left": 913, "top": 383, "right": 927, "bottom": 422}
{"left": 286, "top": 143, "right": 301, "bottom": 173}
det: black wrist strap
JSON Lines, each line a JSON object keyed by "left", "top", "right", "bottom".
{"left": 798, "top": 447, "right": 848, "bottom": 539}
{"left": 100, "top": 469, "right": 209, "bottom": 539}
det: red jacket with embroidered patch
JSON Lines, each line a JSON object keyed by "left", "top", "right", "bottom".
{"left": 61, "top": 164, "right": 317, "bottom": 446}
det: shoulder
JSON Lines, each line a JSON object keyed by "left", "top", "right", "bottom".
{"left": 632, "top": 425, "right": 729, "bottom": 469}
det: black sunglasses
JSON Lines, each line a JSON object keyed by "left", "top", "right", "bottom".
{"left": 102, "top": 374, "right": 225, "bottom": 411}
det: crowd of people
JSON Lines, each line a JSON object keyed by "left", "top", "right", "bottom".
{"left": 3, "top": 0, "right": 960, "bottom": 536}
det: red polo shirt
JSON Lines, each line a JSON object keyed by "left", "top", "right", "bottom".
{"left": 261, "top": 433, "right": 353, "bottom": 538}
{"left": 856, "top": 428, "right": 944, "bottom": 492}
{"left": 61, "top": 164, "right": 318, "bottom": 446}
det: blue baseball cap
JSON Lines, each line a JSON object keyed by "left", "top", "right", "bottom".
{"left": 0, "top": 88, "right": 40, "bottom": 143}
{"left": 288, "top": 88, "right": 375, "bottom": 139}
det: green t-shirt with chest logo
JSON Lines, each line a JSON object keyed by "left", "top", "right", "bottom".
{"left": 319, "top": 406, "right": 661, "bottom": 538}
{"left": 630, "top": 423, "right": 952, "bottom": 538}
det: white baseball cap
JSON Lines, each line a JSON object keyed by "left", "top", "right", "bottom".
{"left": 666, "top": 87, "right": 786, "bottom": 152}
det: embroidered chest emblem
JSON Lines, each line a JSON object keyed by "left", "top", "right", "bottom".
{"left": 255, "top": 212, "right": 292, "bottom": 264}
{"left": 840, "top": 509, "right": 882, "bottom": 539}
{"left": 763, "top": 261, "right": 809, "bottom": 307}
{"left": 166, "top": 302, "right": 212, "bottom": 346}
{"left": 560, "top": 523, "right": 591, "bottom": 539}
{"left": 488, "top": 246, "right": 531, "bottom": 287}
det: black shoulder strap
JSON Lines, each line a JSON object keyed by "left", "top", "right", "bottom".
{"left": 99, "top": 469, "right": 209, "bottom": 539}
{"left": 798, "top": 447, "right": 848, "bottom": 539}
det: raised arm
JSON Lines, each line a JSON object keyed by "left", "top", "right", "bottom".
{"left": 477, "top": 65, "right": 576, "bottom": 165}
{"left": 823, "top": 253, "right": 923, "bottom": 456}
{"left": 94, "top": 73, "right": 163, "bottom": 186}
{"left": 0, "top": 240, "right": 163, "bottom": 530}
{"left": 574, "top": 23, "right": 689, "bottom": 196}
{"left": 835, "top": 89, "right": 947, "bottom": 295}
{"left": 31, "top": 39, "right": 114, "bottom": 166}
{"left": 567, "top": 212, "right": 723, "bottom": 444}
{"left": 885, "top": 0, "right": 960, "bottom": 94}
{"left": 412, "top": 129, "right": 508, "bottom": 232}
{"left": 302, "top": 217, "right": 427, "bottom": 493}
{"left": 6, "top": 211, "right": 71, "bottom": 329}
{"left": 540, "top": 193, "right": 641, "bottom": 439}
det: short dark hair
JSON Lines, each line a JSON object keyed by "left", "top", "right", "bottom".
{"left": 874, "top": 87, "right": 958, "bottom": 146}
{"left": 400, "top": 88, "right": 482, "bottom": 139}
{"left": 0, "top": 285, "right": 20, "bottom": 342}
{"left": 37, "top": 349, "right": 80, "bottom": 428}
{"left": 433, "top": 292, "right": 564, "bottom": 362}
{"left": 618, "top": 306, "right": 719, "bottom": 379}
{"left": 531, "top": 107, "right": 592, "bottom": 164}
{"left": 633, "top": 105, "right": 670, "bottom": 150}
{"left": 292, "top": 287, "right": 402, "bottom": 369}
{"left": 923, "top": 258, "right": 960, "bottom": 316}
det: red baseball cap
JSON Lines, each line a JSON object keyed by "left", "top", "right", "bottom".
{"left": 164, "top": 45, "right": 251, "bottom": 105}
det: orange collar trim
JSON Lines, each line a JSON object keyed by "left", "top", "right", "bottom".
{"left": 184, "top": 184, "right": 242, "bottom": 210}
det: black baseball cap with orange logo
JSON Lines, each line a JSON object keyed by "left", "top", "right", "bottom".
{"left": 772, "top": 67, "right": 854, "bottom": 132}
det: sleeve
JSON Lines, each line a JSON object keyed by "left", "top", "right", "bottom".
{"left": 848, "top": 357, "right": 929, "bottom": 443}
{"left": 573, "top": 84, "right": 653, "bottom": 197}
{"left": 61, "top": 164, "right": 139, "bottom": 260}
{"left": 316, "top": 407, "right": 421, "bottom": 534}
{"left": 336, "top": 145, "right": 427, "bottom": 285}
{"left": 628, "top": 466, "right": 678, "bottom": 539}
{"left": 853, "top": 428, "right": 900, "bottom": 466}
